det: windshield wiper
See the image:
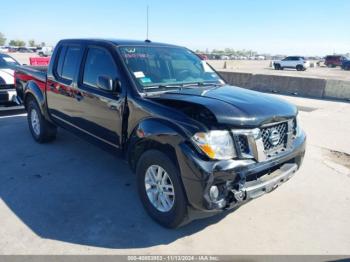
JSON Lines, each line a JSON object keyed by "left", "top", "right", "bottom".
{"left": 143, "top": 84, "right": 184, "bottom": 90}
{"left": 181, "top": 82, "right": 222, "bottom": 88}
{"left": 143, "top": 82, "right": 221, "bottom": 91}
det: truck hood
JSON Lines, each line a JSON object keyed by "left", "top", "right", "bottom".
{"left": 150, "top": 85, "right": 297, "bottom": 127}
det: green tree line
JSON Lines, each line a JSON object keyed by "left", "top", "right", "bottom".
{"left": 0, "top": 32, "right": 45, "bottom": 47}
{"left": 195, "top": 48, "right": 258, "bottom": 57}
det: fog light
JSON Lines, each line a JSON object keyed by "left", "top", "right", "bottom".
{"left": 209, "top": 185, "right": 219, "bottom": 201}
{"left": 233, "top": 190, "right": 245, "bottom": 202}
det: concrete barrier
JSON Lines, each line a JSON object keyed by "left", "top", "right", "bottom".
{"left": 324, "top": 80, "right": 350, "bottom": 100}
{"left": 218, "top": 71, "right": 350, "bottom": 101}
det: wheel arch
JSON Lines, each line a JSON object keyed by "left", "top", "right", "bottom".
{"left": 23, "top": 81, "right": 51, "bottom": 122}
{"left": 23, "top": 81, "right": 45, "bottom": 110}
{"left": 126, "top": 118, "right": 189, "bottom": 173}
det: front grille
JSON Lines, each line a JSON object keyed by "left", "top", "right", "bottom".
{"left": 261, "top": 122, "right": 288, "bottom": 152}
{"left": 237, "top": 135, "right": 250, "bottom": 154}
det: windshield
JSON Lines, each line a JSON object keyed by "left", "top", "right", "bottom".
{"left": 0, "top": 55, "right": 20, "bottom": 69}
{"left": 119, "top": 46, "right": 223, "bottom": 90}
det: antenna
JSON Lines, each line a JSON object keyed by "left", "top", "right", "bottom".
{"left": 146, "top": 5, "right": 150, "bottom": 41}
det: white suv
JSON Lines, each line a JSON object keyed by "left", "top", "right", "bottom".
{"left": 273, "top": 56, "right": 310, "bottom": 71}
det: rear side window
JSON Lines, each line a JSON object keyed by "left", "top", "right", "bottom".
{"left": 83, "top": 47, "right": 118, "bottom": 88}
{"left": 56, "top": 45, "right": 83, "bottom": 81}
{"left": 61, "top": 46, "right": 83, "bottom": 80}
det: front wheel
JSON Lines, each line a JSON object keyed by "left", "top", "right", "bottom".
{"left": 296, "top": 65, "right": 304, "bottom": 71}
{"left": 27, "top": 98, "right": 57, "bottom": 143}
{"left": 136, "top": 150, "right": 188, "bottom": 228}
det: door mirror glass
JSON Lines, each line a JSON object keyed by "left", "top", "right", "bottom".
{"left": 97, "top": 75, "right": 121, "bottom": 93}
{"left": 97, "top": 75, "right": 113, "bottom": 91}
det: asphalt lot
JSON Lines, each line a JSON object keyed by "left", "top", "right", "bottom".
{"left": 0, "top": 94, "right": 350, "bottom": 255}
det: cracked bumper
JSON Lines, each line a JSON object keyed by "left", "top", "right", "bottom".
{"left": 178, "top": 130, "right": 306, "bottom": 212}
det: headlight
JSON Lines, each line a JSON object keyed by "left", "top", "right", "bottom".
{"left": 192, "top": 130, "right": 236, "bottom": 160}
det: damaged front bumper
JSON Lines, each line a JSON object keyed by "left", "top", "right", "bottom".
{"left": 224, "top": 162, "right": 298, "bottom": 209}
{"left": 178, "top": 129, "right": 306, "bottom": 213}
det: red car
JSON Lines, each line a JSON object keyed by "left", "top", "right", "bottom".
{"left": 196, "top": 53, "right": 208, "bottom": 60}
{"left": 324, "top": 55, "right": 347, "bottom": 68}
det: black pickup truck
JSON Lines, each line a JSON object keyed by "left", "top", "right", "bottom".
{"left": 15, "top": 39, "right": 306, "bottom": 228}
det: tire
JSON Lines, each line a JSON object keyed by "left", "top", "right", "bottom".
{"left": 27, "top": 97, "right": 57, "bottom": 143}
{"left": 136, "top": 149, "right": 188, "bottom": 228}
{"left": 274, "top": 64, "right": 281, "bottom": 70}
{"left": 296, "top": 65, "right": 304, "bottom": 71}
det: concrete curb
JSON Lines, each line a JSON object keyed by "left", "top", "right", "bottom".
{"left": 218, "top": 71, "right": 350, "bottom": 100}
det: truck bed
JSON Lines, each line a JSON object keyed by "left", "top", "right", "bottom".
{"left": 14, "top": 65, "right": 48, "bottom": 102}
{"left": 16, "top": 65, "right": 48, "bottom": 83}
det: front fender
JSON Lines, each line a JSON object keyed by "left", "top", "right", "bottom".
{"left": 126, "top": 117, "right": 190, "bottom": 171}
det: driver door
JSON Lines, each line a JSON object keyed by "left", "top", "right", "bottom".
{"left": 70, "top": 45, "right": 124, "bottom": 150}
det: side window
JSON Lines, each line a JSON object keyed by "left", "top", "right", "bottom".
{"left": 59, "top": 45, "right": 83, "bottom": 81}
{"left": 56, "top": 46, "right": 67, "bottom": 77}
{"left": 83, "top": 47, "right": 118, "bottom": 88}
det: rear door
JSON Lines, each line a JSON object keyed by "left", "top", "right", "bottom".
{"left": 46, "top": 44, "right": 84, "bottom": 123}
{"left": 68, "top": 45, "right": 125, "bottom": 149}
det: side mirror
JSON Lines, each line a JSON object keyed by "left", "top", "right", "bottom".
{"left": 97, "top": 75, "right": 121, "bottom": 94}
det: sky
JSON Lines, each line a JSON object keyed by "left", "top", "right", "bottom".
{"left": 1, "top": 0, "right": 349, "bottom": 56}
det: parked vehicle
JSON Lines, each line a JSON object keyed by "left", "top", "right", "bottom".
{"left": 7, "top": 47, "right": 18, "bottom": 53}
{"left": 0, "top": 46, "right": 10, "bottom": 53}
{"left": 38, "top": 46, "right": 54, "bottom": 57}
{"left": 324, "top": 55, "right": 347, "bottom": 68}
{"left": 17, "top": 47, "right": 34, "bottom": 53}
{"left": 220, "top": 55, "right": 230, "bottom": 60}
{"left": 341, "top": 59, "right": 350, "bottom": 70}
{"left": 0, "top": 53, "right": 21, "bottom": 105}
{"left": 273, "top": 56, "right": 310, "bottom": 71}
{"left": 196, "top": 53, "right": 208, "bottom": 60}
{"left": 15, "top": 39, "right": 306, "bottom": 228}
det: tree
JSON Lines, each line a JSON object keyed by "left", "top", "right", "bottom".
{"left": 9, "top": 40, "right": 26, "bottom": 47}
{"left": 40, "top": 42, "right": 46, "bottom": 47}
{"left": 28, "top": 39, "right": 36, "bottom": 47}
{"left": 0, "top": 32, "right": 6, "bottom": 46}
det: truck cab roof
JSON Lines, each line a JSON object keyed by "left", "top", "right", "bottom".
{"left": 58, "top": 38, "right": 181, "bottom": 48}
